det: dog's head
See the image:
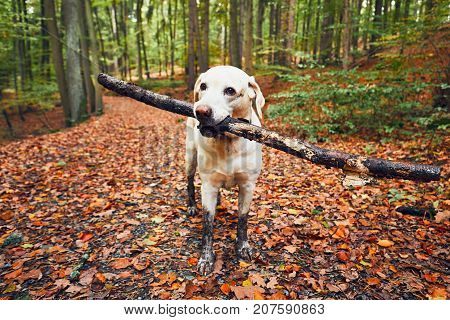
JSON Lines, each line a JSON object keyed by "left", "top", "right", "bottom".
{"left": 193, "top": 66, "right": 265, "bottom": 126}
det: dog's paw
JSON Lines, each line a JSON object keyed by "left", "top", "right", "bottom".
{"left": 197, "top": 251, "right": 215, "bottom": 275}
{"left": 187, "top": 206, "right": 196, "bottom": 217}
{"left": 236, "top": 240, "right": 253, "bottom": 262}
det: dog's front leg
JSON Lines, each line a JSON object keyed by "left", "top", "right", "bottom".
{"left": 197, "top": 182, "right": 218, "bottom": 275}
{"left": 236, "top": 182, "right": 255, "bottom": 261}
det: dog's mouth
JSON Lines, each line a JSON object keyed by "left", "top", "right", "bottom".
{"left": 197, "top": 116, "right": 233, "bottom": 138}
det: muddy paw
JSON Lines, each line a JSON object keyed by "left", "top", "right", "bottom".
{"left": 236, "top": 240, "right": 253, "bottom": 262}
{"left": 197, "top": 251, "right": 215, "bottom": 275}
{"left": 187, "top": 206, "right": 196, "bottom": 217}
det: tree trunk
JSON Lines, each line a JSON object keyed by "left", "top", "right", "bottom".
{"left": 79, "top": 0, "right": 95, "bottom": 117}
{"left": 16, "top": 0, "right": 26, "bottom": 92}
{"left": 62, "top": 0, "right": 86, "bottom": 125}
{"left": 187, "top": 0, "right": 198, "bottom": 90}
{"left": 238, "top": 0, "right": 245, "bottom": 62}
{"left": 229, "top": 0, "right": 241, "bottom": 68}
{"left": 112, "top": 2, "right": 122, "bottom": 76}
{"left": 93, "top": 7, "right": 107, "bottom": 72}
{"left": 393, "top": 0, "right": 402, "bottom": 23}
{"left": 243, "top": 0, "right": 253, "bottom": 73}
{"left": 303, "top": 0, "right": 313, "bottom": 53}
{"left": 342, "top": 0, "right": 351, "bottom": 70}
{"left": 120, "top": 2, "right": 130, "bottom": 81}
{"left": 351, "top": 0, "right": 363, "bottom": 52}
{"left": 136, "top": 0, "right": 143, "bottom": 81}
{"left": 85, "top": 0, "right": 104, "bottom": 114}
{"left": 279, "top": 0, "right": 295, "bottom": 66}
{"left": 370, "top": 0, "right": 383, "bottom": 55}
{"left": 43, "top": 0, "right": 71, "bottom": 125}
{"left": 255, "top": 0, "right": 265, "bottom": 63}
{"left": 40, "top": 0, "right": 50, "bottom": 80}
{"left": 21, "top": 0, "right": 33, "bottom": 87}
{"left": 382, "top": 0, "right": 389, "bottom": 30}
{"left": 169, "top": 0, "right": 179, "bottom": 77}
{"left": 403, "top": 0, "right": 410, "bottom": 19}
{"left": 425, "top": 0, "right": 434, "bottom": 14}
{"left": 362, "top": 0, "right": 372, "bottom": 51}
{"left": 319, "top": 0, "right": 335, "bottom": 64}
{"left": 313, "top": 0, "right": 321, "bottom": 60}
{"left": 200, "top": 0, "right": 209, "bottom": 72}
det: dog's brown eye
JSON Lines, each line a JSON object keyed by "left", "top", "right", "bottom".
{"left": 200, "top": 83, "right": 207, "bottom": 91}
{"left": 224, "top": 87, "right": 236, "bottom": 96}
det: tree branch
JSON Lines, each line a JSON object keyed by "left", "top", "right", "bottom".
{"left": 97, "top": 73, "right": 441, "bottom": 182}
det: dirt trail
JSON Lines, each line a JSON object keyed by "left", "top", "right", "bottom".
{"left": 0, "top": 95, "right": 448, "bottom": 300}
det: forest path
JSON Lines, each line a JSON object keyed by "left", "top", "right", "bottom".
{"left": 0, "top": 95, "right": 448, "bottom": 300}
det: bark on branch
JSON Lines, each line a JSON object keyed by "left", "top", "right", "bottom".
{"left": 97, "top": 73, "right": 441, "bottom": 182}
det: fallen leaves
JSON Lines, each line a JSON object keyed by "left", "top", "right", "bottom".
{"left": 377, "top": 239, "right": 394, "bottom": 247}
{"left": 0, "top": 94, "right": 447, "bottom": 300}
{"left": 428, "top": 287, "right": 447, "bottom": 300}
{"left": 230, "top": 285, "right": 264, "bottom": 300}
{"left": 4, "top": 268, "right": 22, "bottom": 280}
{"left": 367, "top": 278, "right": 381, "bottom": 286}
{"left": 220, "top": 283, "right": 231, "bottom": 295}
{"left": 110, "top": 258, "right": 131, "bottom": 269}
{"left": 336, "top": 251, "right": 349, "bottom": 262}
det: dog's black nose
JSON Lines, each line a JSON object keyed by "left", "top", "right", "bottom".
{"left": 195, "top": 105, "right": 212, "bottom": 120}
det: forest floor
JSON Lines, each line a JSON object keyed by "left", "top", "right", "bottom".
{"left": 0, "top": 75, "right": 449, "bottom": 300}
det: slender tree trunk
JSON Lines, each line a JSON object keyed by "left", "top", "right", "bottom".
{"left": 223, "top": 0, "right": 228, "bottom": 64}
{"left": 43, "top": 0, "right": 71, "bottom": 124}
{"left": 352, "top": 0, "right": 363, "bottom": 52}
{"left": 403, "top": 0, "right": 410, "bottom": 19}
{"left": 238, "top": 0, "right": 245, "bottom": 62}
{"left": 319, "top": 0, "right": 335, "bottom": 64}
{"left": 169, "top": 0, "right": 179, "bottom": 77}
{"left": 62, "top": 0, "right": 86, "bottom": 124}
{"left": 112, "top": 2, "right": 122, "bottom": 76}
{"left": 268, "top": 2, "right": 275, "bottom": 63}
{"left": 393, "top": 0, "right": 402, "bottom": 23}
{"left": 182, "top": 0, "right": 188, "bottom": 75}
{"left": 21, "top": 0, "right": 33, "bottom": 87}
{"left": 342, "top": 0, "right": 352, "bottom": 70}
{"left": 40, "top": 0, "right": 50, "bottom": 80}
{"left": 79, "top": 0, "right": 95, "bottom": 117}
{"left": 136, "top": 0, "right": 143, "bottom": 81}
{"left": 370, "top": 0, "right": 383, "bottom": 55}
{"left": 425, "top": 0, "right": 433, "bottom": 14}
{"left": 188, "top": 0, "right": 198, "bottom": 89}
{"left": 313, "top": 0, "right": 321, "bottom": 60}
{"left": 120, "top": 2, "right": 130, "bottom": 81}
{"left": 16, "top": 0, "right": 26, "bottom": 92}
{"left": 334, "top": 2, "right": 343, "bottom": 61}
{"left": 255, "top": 0, "right": 265, "bottom": 63}
{"left": 229, "top": 0, "right": 241, "bottom": 68}
{"left": 382, "top": 0, "right": 389, "bottom": 30}
{"left": 85, "top": 0, "right": 104, "bottom": 114}
{"left": 362, "top": 0, "right": 372, "bottom": 51}
{"left": 303, "top": 0, "right": 313, "bottom": 53}
{"left": 93, "top": 7, "right": 107, "bottom": 72}
{"left": 200, "top": 0, "right": 209, "bottom": 72}
{"left": 243, "top": 0, "right": 253, "bottom": 73}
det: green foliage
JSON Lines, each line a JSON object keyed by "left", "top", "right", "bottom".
{"left": 3, "top": 82, "right": 59, "bottom": 114}
{"left": 137, "top": 78, "right": 184, "bottom": 91}
{"left": 267, "top": 68, "right": 446, "bottom": 140}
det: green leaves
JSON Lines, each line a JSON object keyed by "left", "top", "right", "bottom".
{"left": 267, "top": 68, "right": 437, "bottom": 139}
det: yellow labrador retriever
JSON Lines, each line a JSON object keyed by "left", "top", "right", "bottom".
{"left": 185, "top": 66, "right": 265, "bottom": 275}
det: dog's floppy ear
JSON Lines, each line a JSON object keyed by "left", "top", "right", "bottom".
{"left": 193, "top": 73, "right": 204, "bottom": 103}
{"left": 248, "top": 76, "right": 265, "bottom": 121}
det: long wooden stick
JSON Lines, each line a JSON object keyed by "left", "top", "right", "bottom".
{"left": 98, "top": 73, "right": 441, "bottom": 182}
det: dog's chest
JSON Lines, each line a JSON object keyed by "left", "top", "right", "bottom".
{"left": 197, "top": 135, "right": 262, "bottom": 185}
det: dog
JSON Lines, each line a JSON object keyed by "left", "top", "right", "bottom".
{"left": 185, "top": 66, "right": 266, "bottom": 275}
